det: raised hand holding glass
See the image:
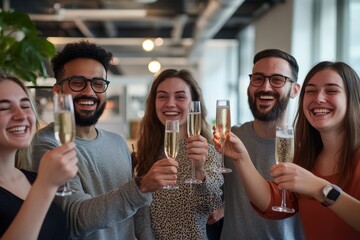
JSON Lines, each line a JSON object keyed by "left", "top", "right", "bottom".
{"left": 272, "top": 125, "right": 295, "bottom": 213}
{"left": 185, "top": 101, "right": 203, "bottom": 184}
{"left": 53, "top": 93, "right": 77, "bottom": 196}
{"left": 163, "top": 120, "right": 180, "bottom": 190}
{"left": 215, "top": 100, "right": 232, "bottom": 173}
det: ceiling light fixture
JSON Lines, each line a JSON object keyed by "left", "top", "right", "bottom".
{"left": 30, "top": 9, "right": 147, "bottom": 21}
{"left": 154, "top": 37, "right": 164, "bottom": 46}
{"left": 148, "top": 59, "right": 161, "bottom": 73}
{"left": 142, "top": 39, "right": 155, "bottom": 52}
{"left": 134, "top": 0, "right": 158, "bottom": 3}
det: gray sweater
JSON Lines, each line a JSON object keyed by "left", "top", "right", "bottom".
{"left": 28, "top": 123, "right": 152, "bottom": 240}
{"left": 220, "top": 122, "right": 304, "bottom": 240}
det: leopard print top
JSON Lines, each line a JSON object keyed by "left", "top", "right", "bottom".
{"left": 150, "top": 139, "right": 224, "bottom": 240}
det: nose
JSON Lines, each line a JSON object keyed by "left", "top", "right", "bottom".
{"left": 12, "top": 106, "right": 27, "bottom": 120}
{"left": 259, "top": 77, "right": 273, "bottom": 91}
{"left": 82, "top": 81, "right": 95, "bottom": 94}
{"left": 314, "top": 90, "right": 326, "bottom": 103}
{"left": 165, "top": 96, "right": 176, "bottom": 107}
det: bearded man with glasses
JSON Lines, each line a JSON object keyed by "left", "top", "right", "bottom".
{"left": 26, "top": 41, "right": 178, "bottom": 240}
{"left": 214, "top": 49, "right": 305, "bottom": 240}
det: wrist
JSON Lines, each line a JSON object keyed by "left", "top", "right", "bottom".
{"left": 134, "top": 177, "right": 145, "bottom": 192}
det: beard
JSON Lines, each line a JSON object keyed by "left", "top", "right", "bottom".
{"left": 73, "top": 96, "right": 106, "bottom": 127}
{"left": 247, "top": 89, "right": 290, "bottom": 122}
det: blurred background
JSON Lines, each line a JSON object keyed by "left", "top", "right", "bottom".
{"left": 3, "top": 0, "right": 360, "bottom": 139}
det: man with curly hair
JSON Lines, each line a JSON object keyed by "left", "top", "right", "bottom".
{"left": 27, "top": 41, "right": 178, "bottom": 240}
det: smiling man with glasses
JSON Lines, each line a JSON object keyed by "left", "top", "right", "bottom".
{"left": 26, "top": 41, "right": 178, "bottom": 240}
{"left": 216, "top": 49, "right": 305, "bottom": 240}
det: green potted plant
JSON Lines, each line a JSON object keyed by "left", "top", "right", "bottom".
{"left": 0, "top": 10, "right": 56, "bottom": 84}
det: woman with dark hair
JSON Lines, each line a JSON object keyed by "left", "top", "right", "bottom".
{"left": 0, "top": 76, "right": 78, "bottom": 239}
{"left": 136, "top": 69, "right": 223, "bottom": 239}
{"left": 214, "top": 61, "right": 360, "bottom": 239}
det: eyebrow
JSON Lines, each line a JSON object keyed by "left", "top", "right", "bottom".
{"left": 156, "top": 90, "right": 187, "bottom": 94}
{"left": 306, "top": 83, "right": 343, "bottom": 88}
{"left": 252, "top": 72, "right": 284, "bottom": 76}
{"left": 0, "top": 97, "right": 31, "bottom": 104}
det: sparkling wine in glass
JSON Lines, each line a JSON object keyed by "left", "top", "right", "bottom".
{"left": 53, "top": 93, "right": 77, "bottom": 196}
{"left": 163, "top": 120, "right": 180, "bottom": 190}
{"left": 272, "top": 125, "right": 295, "bottom": 213}
{"left": 185, "top": 101, "right": 202, "bottom": 184}
{"left": 215, "top": 100, "right": 232, "bottom": 173}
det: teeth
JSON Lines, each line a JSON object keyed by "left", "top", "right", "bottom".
{"left": 8, "top": 126, "right": 26, "bottom": 133}
{"left": 313, "top": 109, "right": 329, "bottom": 114}
{"left": 164, "top": 112, "right": 178, "bottom": 116}
{"left": 79, "top": 100, "right": 94, "bottom": 106}
{"left": 260, "top": 95, "right": 274, "bottom": 100}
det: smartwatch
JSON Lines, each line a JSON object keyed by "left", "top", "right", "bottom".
{"left": 321, "top": 184, "right": 341, "bottom": 207}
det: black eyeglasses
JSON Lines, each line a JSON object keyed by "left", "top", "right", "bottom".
{"left": 57, "top": 76, "right": 110, "bottom": 93}
{"left": 249, "top": 74, "right": 294, "bottom": 88}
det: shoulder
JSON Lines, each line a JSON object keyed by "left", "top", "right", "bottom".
{"left": 34, "top": 123, "right": 56, "bottom": 142}
{"left": 97, "top": 128, "right": 127, "bottom": 142}
{"left": 231, "top": 121, "right": 252, "bottom": 134}
{"left": 32, "top": 123, "right": 58, "bottom": 148}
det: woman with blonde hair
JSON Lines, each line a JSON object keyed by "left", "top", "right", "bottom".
{"left": 0, "top": 75, "right": 78, "bottom": 240}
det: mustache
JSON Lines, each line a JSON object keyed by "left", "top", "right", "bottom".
{"left": 73, "top": 96, "right": 99, "bottom": 103}
{"left": 254, "top": 91, "right": 279, "bottom": 99}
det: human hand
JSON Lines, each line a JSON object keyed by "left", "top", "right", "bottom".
{"left": 212, "top": 126, "right": 248, "bottom": 162}
{"left": 271, "top": 162, "right": 329, "bottom": 201}
{"left": 139, "top": 158, "right": 179, "bottom": 192}
{"left": 36, "top": 142, "right": 78, "bottom": 189}
{"left": 207, "top": 205, "right": 224, "bottom": 224}
{"left": 186, "top": 135, "right": 208, "bottom": 170}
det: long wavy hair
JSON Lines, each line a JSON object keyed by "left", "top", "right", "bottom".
{"left": 136, "top": 69, "right": 211, "bottom": 176}
{"left": 0, "top": 75, "right": 40, "bottom": 169}
{"left": 293, "top": 61, "right": 360, "bottom": 188}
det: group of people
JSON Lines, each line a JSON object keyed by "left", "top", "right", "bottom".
{"left": 0, "top": 40, "right": 359, "bottom": 240}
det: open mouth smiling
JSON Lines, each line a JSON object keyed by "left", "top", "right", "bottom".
{"left": 164, "top": 111, "right": 180, "bottom": 116}
{"left": 313, "top": 108, "right": 331, "bottom": 115}
{"left": 78, "top": 100, "right": 96, "bottom": 106}
{"left": 259, "top": 95, "right": 275, "bottom": 100}
{"left": 7, "top": 125, "right": 27, "bottom": 133}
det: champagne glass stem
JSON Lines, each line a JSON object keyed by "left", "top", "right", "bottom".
{"left": 221, "top": 140, "right": 225, "bottom": 169}
{"left": 281, "top": 189, "right": 287, "bottom": 208}
{"left": 191, "top": 158, "right": 196, "bottom": 180}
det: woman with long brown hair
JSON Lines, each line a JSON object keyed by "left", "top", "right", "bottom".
{"left": 136, "top": 69, "right": 223, "bottom": 239}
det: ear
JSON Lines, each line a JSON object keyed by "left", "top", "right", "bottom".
{"left": 53, "top": 84, "right": 61, "bottom": 94}
{"left": 290, "top": 82, "right": 301, "bottom": 99}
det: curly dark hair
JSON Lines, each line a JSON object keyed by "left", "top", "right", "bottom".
{"left": 51, "top": 40, "right": 113, "bottom": 81}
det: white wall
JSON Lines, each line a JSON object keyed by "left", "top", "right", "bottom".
{"left": 199, "top": 40, "right": 239, "bottom": 127}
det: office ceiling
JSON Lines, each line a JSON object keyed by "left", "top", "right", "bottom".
{"left": 7, "top": 0, "right": 284, "bottom": 76}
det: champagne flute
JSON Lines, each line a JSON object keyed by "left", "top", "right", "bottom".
{"left": 163, "top": 120, "right": 180, "bottom": 190}
{"left": 272, "top": 125, "right": 295, "bottom": 213}
{"left": 215, "top": 100, "right": 232, "bottom": 173}
{"left": 53, "top": 93, "right": 77, "bottom": 196}
{"left": 185, "top": 101, "right": 202, "bottom": 184}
